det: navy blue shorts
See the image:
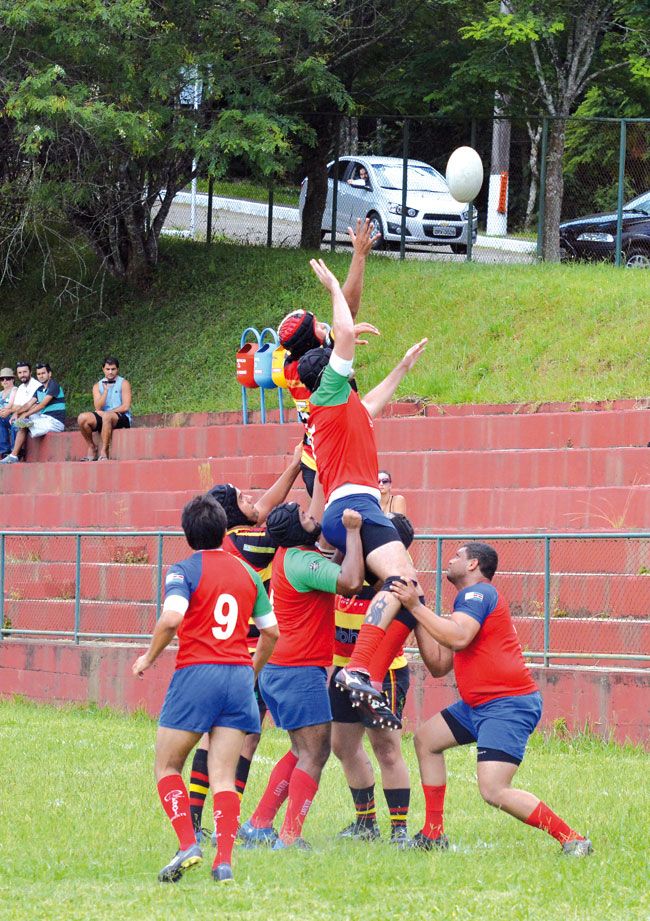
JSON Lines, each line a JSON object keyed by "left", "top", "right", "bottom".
{"left": 322, "top": 493, "right": 399, "bottom": 556}
{"left": 442, "top": 692, "right": 543, "bottom": 764}
{"left": 259, "top": 664, "right": 332, "bottom": 731}
{"left": 159, "top": 664, "right": 260, "bottom": 735}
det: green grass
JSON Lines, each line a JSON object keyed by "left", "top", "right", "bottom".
{"left": 1, "top": 698, "right": 648, "bottom": 921}
{"left": 0, "top": 239, "right": 647, "bottom": 417}
{"left": 186, "top": 178, "right": 301, "bottom": 206}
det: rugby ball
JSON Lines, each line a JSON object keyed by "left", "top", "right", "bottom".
{"left": 446, "top": 147, "right": 484, "bottom": 204}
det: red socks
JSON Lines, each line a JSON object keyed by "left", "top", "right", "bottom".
{"left": 524, "top": 801, "right": 584, "bottom": 843}
{"left": 422, "top": 784, "right": 446, "bottom": 839}
{"left": 369, "top": 620, "right": 411, "bottom": 683}
{"left": 251, "top": 749, "right": 298, "bottom": 827}
{"left": 157, "top": 774, "right": 196, "bottom": 850}
{"left": 280, "top": 768, "right": 318, "bottom": 843}
{"left": 212, "top": 790, "right": 240, "bottom": 867}
{"left": 348, "top": 624, "right": 385, "bottom": 673}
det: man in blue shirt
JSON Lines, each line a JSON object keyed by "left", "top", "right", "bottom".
{"left": 77, "top": 355, "right": 132, "bottom": 461}
{"left": 1, "top": 362, "right": 66, "bottom": 464}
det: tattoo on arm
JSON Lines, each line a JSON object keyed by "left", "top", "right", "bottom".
{"left": 364, "top": 595, "right": 388, "bottom": 626}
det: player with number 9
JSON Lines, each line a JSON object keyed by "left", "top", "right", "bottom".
{"left": 131, "top": 492, "right": 279, "bottom": 885}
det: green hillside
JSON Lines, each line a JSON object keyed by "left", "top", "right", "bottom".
{"left": 0, "top": 240, "right": 647, "bottom": 417}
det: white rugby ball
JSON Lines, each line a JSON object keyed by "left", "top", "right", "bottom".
{"left": 445, "top": 147, "right": 484, "bottom": 203}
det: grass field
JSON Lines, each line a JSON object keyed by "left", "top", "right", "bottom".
{"left": 2, "top": 698, "right": 648, "bottom": 921}
{"left": 0, "top": 239, "right": 647, "bottom": 417}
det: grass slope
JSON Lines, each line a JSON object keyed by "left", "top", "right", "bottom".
{"left": 0, "top": 240, "right": 647, "bottom": 417}
{"left": 1, "top": 698, "right": 648, "bottom": 921}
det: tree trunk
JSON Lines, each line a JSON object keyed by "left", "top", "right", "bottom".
{"left": 524, "top": 122, "right": 542, "bottom": 231}
{"left": 299, "top": 113, "right": 341, "bottom": 250}
{"left": 541, "top": 118, "right": 566, "bottom": 262}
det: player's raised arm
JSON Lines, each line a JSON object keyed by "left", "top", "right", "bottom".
{"left": 362, "top": 338, "right": 428, "bottom": 419}
{"left": 309, "top": 259, "right": 354, "bottom": 362}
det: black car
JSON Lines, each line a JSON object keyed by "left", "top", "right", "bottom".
{"left": 559, "top": 191, "right": 650, "bottom": 267}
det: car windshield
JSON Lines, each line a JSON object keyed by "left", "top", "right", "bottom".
{"left": 623, "top": 191, "right": 650, "bottom": 214}
{"left": 371, "top": 164, "right": 448, "bottom": 193}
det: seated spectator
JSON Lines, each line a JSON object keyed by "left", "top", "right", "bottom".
{"left": 1, "top": 362, "right": 66, "bottom": 464}
{"left": 0, "top": 368, "right": 17, "bottom": 459}
{"left": 1, "top": 362, "right": 39, "bottom": 458}
{"left": 378, "top": 469, "right": 407, "bottom": 516}
{"left": 348, "top": 166, "right": 370, "bottom": 188}
{"left": 77, "top": 356, "right": 132, "bottom": 461}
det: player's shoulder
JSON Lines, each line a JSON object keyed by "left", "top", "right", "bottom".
{"left": 455, "top": 581, "right": 499, "bottom": 611}
{"left": 166, "top": 551, "right": 202, "bottom": 588}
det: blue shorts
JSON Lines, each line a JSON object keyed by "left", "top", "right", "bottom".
{"left": 442, "top": 692, "right": 543, "bottom": 764}
{"left": 259, "top": 664, "right": 332, "bottom": 731}
{"left": 159, "top": 664, "right": 260, "bottom": 735}
{"left": 323, "top": 493, "right": 399, "bottom": 556}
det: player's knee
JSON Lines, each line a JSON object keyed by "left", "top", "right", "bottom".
{"left": 477, "top": 777, "right": 503, "bottom": 808}
{"left": 373, "top": 738, "right": 401, "bottom": 768}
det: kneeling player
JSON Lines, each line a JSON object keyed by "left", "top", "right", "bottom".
{"left": 390, "top": 542, "right": 592, "bottom": 856}
{"left": 132, "top": 493, "right": 279, "bottom": 883}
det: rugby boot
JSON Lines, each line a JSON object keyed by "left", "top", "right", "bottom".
{"left": 562, "top": 837, "right": 593, "bottom": 857}
{"left": 272, "top": 836, "right": 312, "bottom": 851}
{"left": 334, "top": 668, "right": 384, "bottom": 704}
{"left": 212, "top": 862, "right": 235, "bottom": 883}
{"left": 337, "top": 820, "right": 381, "bottom": 841}
{"left": 357, "top": 694, "right": 402, "bottom": 731}
{"left": 158, "top": 843, "right": 203, "bottom": 882}
{"left": 389, "top": 826, "right": 412, "bottom": 849}
{"left": 238, "top": 819, "right": 278, "bottom": 848}
{"left": 411, "top": 830, "right": 450, "bottom": 851}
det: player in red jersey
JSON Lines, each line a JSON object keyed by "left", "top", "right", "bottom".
{"left": 390, "top": 542, "right": 592, "bottom": 856}
{"left": 185, "top": 446, "right": 302, "bottom": 839}
{"left": 296, "top": 258, "right": 428, "bottom": 714}
{"left": 240, "top": 500, "right": 365, "bottom": 849}
{"left": 132, "top": 493, "right": 279, "bottom": 883}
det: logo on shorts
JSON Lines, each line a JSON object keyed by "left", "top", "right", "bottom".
{"left": 464, "top": 591, "right": 484, "bottom": 601}
{"left": 166, "top": 572, "right": 185, "bottom": 585}
{"left": 163, "top": 788, "right": 186, "bottom": 819}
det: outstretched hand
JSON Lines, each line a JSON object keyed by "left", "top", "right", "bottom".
{"left": 347, "top": 217, "right": 381, "bottom": 256}
{"left": 401, "top": 337, "right": 428, "bottom": 371}
{"left": 342, "top": 508, "right": 363, "bottom": 530}
{"left": 309, "top": 258, "right": 341, "bottom": 293}
{"left": 353, "top": 321, "right": 380, "bottom": 346}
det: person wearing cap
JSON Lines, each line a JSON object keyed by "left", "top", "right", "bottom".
{"left": 184, "top": 444, "right": 303, "bottom": 841}
{"left": 1, "top": 362, "right": 39, "bottom": 458}
{"left": 0, "top": 368, "right": 17, "bottom": 458}
{"left": 278, "top": 218, "right": 380, "bottom": 496}
{"left": 1, "top": 362, "right": 66, "bottom": 465}
{"left": 240, "top": 499, "right": 365, "bottom": 850}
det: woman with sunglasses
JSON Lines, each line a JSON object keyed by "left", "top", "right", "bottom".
{"left": 378, "top": 470, "right": 406, "bottom": 516}
{"left": 0, "top": 369, "right": 17, "bottom": 459}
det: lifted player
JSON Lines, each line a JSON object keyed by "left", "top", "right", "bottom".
{"left": 132, "top": 493, "right": 279, "bottom": 883}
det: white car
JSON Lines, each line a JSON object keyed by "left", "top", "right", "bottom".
{"left": 299, "top": 154, "right": 478, "bottom": 253}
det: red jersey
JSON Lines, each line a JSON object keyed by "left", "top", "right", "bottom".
{"left": 452, "top": 582, "right": 538, "bottom": 707}
{"left": 269, "top": 545, "right": 341, "bottom": 667}
{"left": 164, "top": 548, "right": 272, "bottom": 670}
{"left": 309, "top": 363, "right": 379, "bottom": 501}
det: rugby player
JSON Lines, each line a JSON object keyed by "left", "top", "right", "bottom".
{"left": 132, "top": 493, "right": 279, "bottom": 883}
{"left": 185, "top": 445, "right": 302, "bottom": 839}
{"left": 390, "top": 542, "right": 592, "bottom": 856}
{"left": 297, "top": 258, "right": 427, "bottom": 712}
{"left": 240, "top": 500, "right": 365, "bottom": 849}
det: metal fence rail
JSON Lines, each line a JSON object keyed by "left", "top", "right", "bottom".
{"left": 1, "top": 530, "right": 648, "bottom": 667}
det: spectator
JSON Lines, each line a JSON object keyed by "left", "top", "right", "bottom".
{"left": 0, "top": 368, "right": 17, "bottom": 459}
{"left": 1, "top": 362, "right": 66, "bottom": 465}
{"left": 77, "top": 356, "right": 132, "bottom": 461}
{"left": 1, "top": 362, "right": 39, "bottom": 460}
{"left": 348, "top": 166, "right": 370, "bottom": 188}
{"left": 378, "top": 470, "right": 407, "bottom": 516}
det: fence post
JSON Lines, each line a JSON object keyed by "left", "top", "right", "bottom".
{"left": 435, "top": 537, "right": 443, "bottom": 615}
{"left": 74, "top": 533, "right": 81, "bottom": 645}
{"left": 0, "top": 534, "right": 4, "bottom": 639}
{"left": 543, "top": 536, "right": 550, "bottom": 667}
{"left": 536, "top": 117, "right": 549, "bottom": 261}
{"left": 330, "top": 127, "right": 340, "bottom": 253}
{"left": 465, "top": 119, "right": 478, "bottom": 264}
{"left": 400, "top": 118, "right": 410, "bottom": 261}
{"left": 267, "top": 184, "right": 274, "bottom": 248}
{"left": 615, "top": 119, "right": 627, "bottom": 267}
{"left": 156, "top": 533, "right": 164, "bottom": 622}
{"left": 206, "top": 175, "right": 214, "bottom": 245}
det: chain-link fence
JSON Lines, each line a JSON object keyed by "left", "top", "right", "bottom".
{"left": 2, "top": 530, "right": 649, "bottom": 668}
{"left": 162, "top": 115, "right": 649, "bottom": 268}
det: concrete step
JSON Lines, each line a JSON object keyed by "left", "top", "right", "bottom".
{"left": 1, "top": 446, "right": 648, "bottom": 496}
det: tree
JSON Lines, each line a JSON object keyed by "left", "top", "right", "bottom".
{"left": 462, "top": 0, "right": 650, "bottom": 259}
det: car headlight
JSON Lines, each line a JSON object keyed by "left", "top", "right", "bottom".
{"left": 576, "top": 232, "right": 614, "bottom": 243}
{"left": 388, "top": 204, "right": 418, "bottom": 217}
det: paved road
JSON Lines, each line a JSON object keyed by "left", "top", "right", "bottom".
{"left": 162, "top": 199, "right": 537, "bottom": 265}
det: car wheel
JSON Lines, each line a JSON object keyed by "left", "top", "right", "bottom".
{"left": 625, "top": 246, "right": 650, "bottom": 268}
{"left": 450, "top": 243, "right": 467, "bottom": 255}
{"left": 367, "top": 212, "right": 386, "bottom": 250}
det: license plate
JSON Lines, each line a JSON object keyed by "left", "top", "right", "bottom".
{"left": 431, "top": 225, "right": 455, "bottom": 237}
